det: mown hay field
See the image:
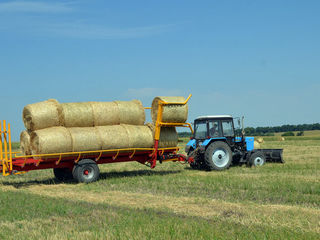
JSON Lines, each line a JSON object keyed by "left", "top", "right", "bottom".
{"left": 0, "top": 135, "right": 319, "bottom": 239}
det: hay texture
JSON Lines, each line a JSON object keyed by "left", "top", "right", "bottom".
{"left": 151, "top": 96, "right": 188, "bottom": 123}
{"left": 95, "top": 125, "right": 129, "bottom": 149}
{"left": 23, "top": 99, "right": 61, "bottom": 131}
{"left": 20, "top": 130, "right": 32, "bottom": 155}
{"left": 257, "top": 137, "right": 264, "bottom": 143}
{"left": 122, "top": 125, "right": 154, "bottom": 148}
{"left": 29, "top": 125, "right": 156, "bottom": 156}
{"left": 61, "top": 102, "right": 95, "bottom": 128}
{"left": 90, "top": 102, "right": 120, "bottom": 126}
{"left": 147, "top": 123, "right": 178, "bottom": 148}
{"left": 254, "top": 141, "right": 261, "bottom": 149}
{"left": 114, "top": 100, "right": 145, "bottom": 125}
{"left": 68, "top": 127, "right": 102, "bottom": 152}
{"left": 30, "top": 127, "right": 73, "bottom": 155}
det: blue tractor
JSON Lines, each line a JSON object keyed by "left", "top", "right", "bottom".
{"left": 185, "top": 115, "right": 284, "bottom": 170}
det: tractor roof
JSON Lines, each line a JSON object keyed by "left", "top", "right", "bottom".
{"left": 195, "top": 115, "right": 233, "bottom": 121}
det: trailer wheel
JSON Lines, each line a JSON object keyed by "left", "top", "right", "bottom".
{"left": 204, "top": 141, "right": 232, "bottom": 171}
{"left": 249, "top": 152, "right": 266, "bottom": 167}
{"left": 53, "top": 168, "right": 73, "bottom": 181}
{"left": 72, "top": 159, "right": 100, "bottom": 183}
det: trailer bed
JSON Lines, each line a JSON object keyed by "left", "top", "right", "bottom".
{"left": 1, "top": 147, "right": 186, "bottom": 174}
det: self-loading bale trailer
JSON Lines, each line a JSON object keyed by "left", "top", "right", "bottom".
{"left": 0, "top": 96, "right": 194, "bottom": 183}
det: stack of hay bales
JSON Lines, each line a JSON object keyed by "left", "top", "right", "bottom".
{"left": 20, "top": 96, "right": 186, "bottom": 156}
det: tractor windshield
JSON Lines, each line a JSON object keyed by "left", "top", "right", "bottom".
{"left": 222, "top": 120, "right": 234, "bottom": 137}
{"left": 194, "top": 121, "right": 207, "bottom": 139}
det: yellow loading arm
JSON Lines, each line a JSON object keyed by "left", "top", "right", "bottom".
{"left": 154, "top": 94, "right": 194, "bottom": 141}
{"left": 0, "top": 120, "right": 13, "bottom": 176}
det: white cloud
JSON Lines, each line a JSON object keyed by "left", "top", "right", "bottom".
{"left": 0, "top": 1, "right": 73, "bottom": 13}
{"left": 43, "top": 22, "right": 175, "bottom": 39}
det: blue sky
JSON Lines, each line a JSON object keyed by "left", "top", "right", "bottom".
{"left": 0, "top": 0, "right": 319, "bottom": 140}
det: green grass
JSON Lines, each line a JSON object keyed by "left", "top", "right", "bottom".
{"left": 0, "top": 137, "right": 319, "bottom": 239}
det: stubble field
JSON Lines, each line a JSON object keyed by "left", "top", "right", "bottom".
{"left": 0, "top": 135, "right": 319, "bottom": 239}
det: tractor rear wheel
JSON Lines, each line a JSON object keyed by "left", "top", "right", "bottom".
{"left": 204, "top": 141, "right": 232, "bottom": 171}
{"left": 72, "top": 159, "right": 100, "bottom": 183}
{"left": 249, "top": 152, "right": 266, "bottom": 167}
{"left": 53, "top": 168, "right": 73, "bottom": 181}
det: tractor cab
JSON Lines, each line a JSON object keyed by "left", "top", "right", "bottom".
{"left": 192, "top": 115, "right": 236, "bottom": 148}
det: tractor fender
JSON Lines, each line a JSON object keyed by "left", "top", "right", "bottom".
{"left": 185, "top": 139, "right": 196, "bottom": 153}
{"left": 199, "top": 138, "right": 228, "bottom": 152}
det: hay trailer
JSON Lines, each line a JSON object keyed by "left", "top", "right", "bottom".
{"left": 0, "top": 96, "right": 194, "bottom": 183}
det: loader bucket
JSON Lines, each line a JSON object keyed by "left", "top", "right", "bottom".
{"left": 258, "top": 149, "right": 284, "bottom": 163}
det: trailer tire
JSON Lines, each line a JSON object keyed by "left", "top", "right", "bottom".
{"left": 204, "top": 141, "right": 232, "bottom": 171}
{"left": 72, "top": 159, "right": 100, "bottom": 183}
{"left": 53, "top": 168, "right": 73, "bottom": 181}
{"left": 249, "top": 152, "right": 266, "bottom": 167}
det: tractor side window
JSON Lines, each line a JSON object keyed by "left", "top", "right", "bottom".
{"left": 209, "top": 121, "right": 221, "bottom": 137}
{"left": 222, "top": 121, "right": 234, "bottom": 137}
{"left": 195, "top": 122, "right": 207, "bottom": 139}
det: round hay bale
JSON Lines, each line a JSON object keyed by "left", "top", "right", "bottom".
{"left": 114, "top": 100, "right": 145, "bottom": 125}
{"left": 254, "top": 141, "right": 261, "bottom": 149}
{"left": 61, "top": 102, "right": 94, "bottom": 127}
{"left": 281, "top": 137, "right": 285, "bottom": 141}
{"left": 96, "top": 125, "right": 130, "bottom": 150}
{"left": 68, "top": 127, "right": 102, "bottom": 152}
{"left": 20, "top": 130, "right": 32, "bottom": 155}
{"left": 91, "top": 102, "right": 120, "bottom": 126}
{"left": 159, "top": 127, "right": 178, "bottom": 148}
{"left": 151, "top": 96, "right": 188, "bottom": 123}
{"left": 257, "top": 137, "right": 264, "bottom": 143}
{"left": 146, "top": 123, "right": 178, "bottom": 148}
{"left": 30, "top": 127, "right": 73, "bottom": 155}
{"left": 122, "top": 125, "right": 154, "bottom": 148}
{"left": 23, "top": 99, "right": 62, "bottom": 131}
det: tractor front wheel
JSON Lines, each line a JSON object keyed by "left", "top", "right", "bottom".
{"left": 249, "top": 152, "right": 266, "bottom": 167}
{"left": 204, "top": 141, "right": 232, "bottom": 171}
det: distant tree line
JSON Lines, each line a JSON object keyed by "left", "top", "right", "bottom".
{"left": 178, "top": 123, "right": 320, "bottom": 137}
{"left": 244, "top": 123, "right": 320, "bottom": 136}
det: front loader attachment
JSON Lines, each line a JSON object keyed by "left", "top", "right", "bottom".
{"left": 257, "top": 149, "right": 284, "bottom": 163}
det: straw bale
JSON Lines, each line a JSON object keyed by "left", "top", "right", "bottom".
{"left": 158, "top": 127, "right": 178, "bottom": 148}
{"left": 122, "top": 125, "right": 154, "bottom": 148}
{"left": 151, "top": 96, "right": 188, "bottom": 123}
{"left": 20, "top": 130, "right": 32, "bottom": 155}
{"left": 68, "top": 127, "right": 102, "bottom": 152}
{"left": 30, "top": 127, "right": 73, "bottom": 155}
{"left": 23, "top": 99, "right": 61, "bottom": 131}
{"left": 257, "top": 137, "right": 264, "bottom": 143}
{"left": 114, "top": 100, "right": 145, "bottom": 125}
{"left": 95, "top": 125, "right": 129, "bottom": 150}
{"left": 146, "top": 123, "right": 178, "bottom": 148}
{"left": 91, "top": 102, "right": 120, "bottom": 126}
{"left": 61, "top": 102, "right": 94, "bottom": 128}
{"left": 254, "top": 141, "right": 261, "bottom": 149}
